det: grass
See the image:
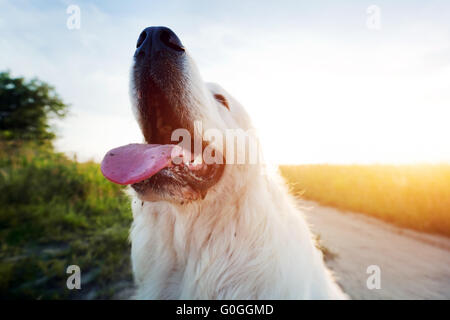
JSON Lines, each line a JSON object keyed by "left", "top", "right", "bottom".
{"left": 0, "top": 142, "right": 133, "bottom": 299}
{"left": 280, "top": 164, "right": 450, "bottom": 237}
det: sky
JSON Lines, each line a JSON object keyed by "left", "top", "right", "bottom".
{"left": 1, "top": 0, "right": 450, "bottom": 164}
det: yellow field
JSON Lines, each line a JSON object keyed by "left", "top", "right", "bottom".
{"left": 279, "top": 164, "right": 450, "bottom": 237}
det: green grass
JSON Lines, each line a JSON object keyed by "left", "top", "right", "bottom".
{"left": 0, "top": 142, "right": 133, "bottom": 299}
{"left": 280, "top": 164, "right": 450, "bottom": 237}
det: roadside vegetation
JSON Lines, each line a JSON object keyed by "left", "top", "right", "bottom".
{"left": 0, "top": 72, "right": 133, "bottom": 299}
{"left": 280, "top": 164, "right": 450, "bottom": 237}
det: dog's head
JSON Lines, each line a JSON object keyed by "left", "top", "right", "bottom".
{"left": 101, "top": 26, "right": 257, "bottom": 204}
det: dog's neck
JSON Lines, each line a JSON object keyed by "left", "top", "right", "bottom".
{"left": 130, "top": 165, "right": 346, "bottom": 299}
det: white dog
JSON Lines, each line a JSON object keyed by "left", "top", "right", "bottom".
{"left": 101, "top": 26, "right": 347, "bottom": 299}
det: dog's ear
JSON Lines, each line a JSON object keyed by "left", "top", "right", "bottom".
{"left": 214, "top": 94, "right": 230, "bottom": 110}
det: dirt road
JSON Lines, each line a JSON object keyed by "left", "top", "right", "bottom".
{"left": 300, "top": 200, "right": 450, "bottom": 299}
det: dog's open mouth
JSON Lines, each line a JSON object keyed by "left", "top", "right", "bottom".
{"left": 101, "top": 142, "right": 224, "bottom": 200}
{"left": 100, "top": 82, "right": 224, "bottom": 201}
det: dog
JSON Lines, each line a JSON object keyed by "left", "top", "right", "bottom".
{"left": 101, "top": 26, "right": 347, "bottom": 299}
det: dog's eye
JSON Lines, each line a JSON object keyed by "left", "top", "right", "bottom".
{"left": 214, "top": 94, "right": 230, "bottom": 110}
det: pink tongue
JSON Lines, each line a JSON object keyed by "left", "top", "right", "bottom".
{"left": 101, "top": 144, "right": 183, "bottom": 185}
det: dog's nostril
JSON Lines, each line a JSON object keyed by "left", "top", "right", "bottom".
{"left": 136, "top": 31, "right": 146, "bottom": 49}
{"left": 160, "top": 30, "right": 185, "bottom": 52}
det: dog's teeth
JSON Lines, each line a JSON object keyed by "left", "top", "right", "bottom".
{"left": 193, "top": 155, "right": 202, "bottom": 165}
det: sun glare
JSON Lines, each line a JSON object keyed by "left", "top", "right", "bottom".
{"left": 198, "top": 32, "right": 450, "bottom": 165}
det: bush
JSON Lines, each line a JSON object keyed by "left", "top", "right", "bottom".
{"left": 0, "top": 143, "right": 133, "bottom": 299}
{"left": 0, "top": 71, "right": 68, "bottom": 144}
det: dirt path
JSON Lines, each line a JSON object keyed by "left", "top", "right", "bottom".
{"left": 299, "top": 200, "right": 450, "bottom": 300}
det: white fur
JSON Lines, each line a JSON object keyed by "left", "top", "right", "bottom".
{"left": 128, "top": 51, "right": 347, "bottom": 299}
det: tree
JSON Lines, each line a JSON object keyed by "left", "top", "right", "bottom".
{"left": 0, "top": 71, "right": 69, "bottom": 144}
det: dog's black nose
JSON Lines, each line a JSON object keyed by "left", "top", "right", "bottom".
{"left": 135, "top": 26, "right": 185, "bottom": 58}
